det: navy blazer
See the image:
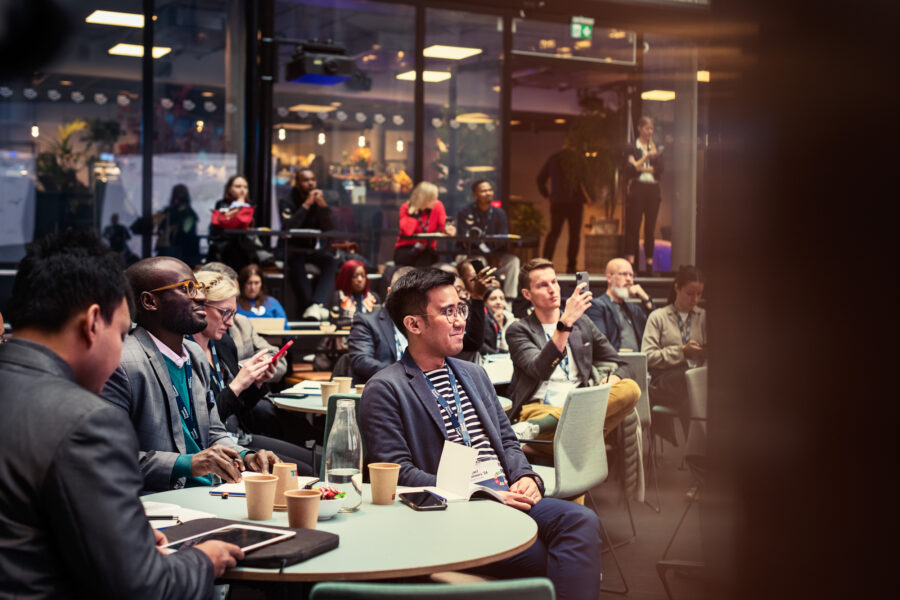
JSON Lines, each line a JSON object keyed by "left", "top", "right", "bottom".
{"left": 359, "top": 352, "right": 541, "bottom": 491}
{"left": 585, "top": 293, "right": 652, "bottom": 351}
{"left": 347, "top": 308, "right": 398, "bottom": 384}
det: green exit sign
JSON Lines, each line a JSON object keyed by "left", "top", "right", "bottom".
{"left": 571, "top": 16, "right": 594, "bottom": 39}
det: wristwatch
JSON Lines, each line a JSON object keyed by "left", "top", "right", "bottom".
{"left": 556, "top": 321, "right": 573, "bottom": 332}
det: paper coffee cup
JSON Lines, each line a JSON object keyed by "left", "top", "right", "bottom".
{"left": 368, "top": 462, "right": 401, "bottom": 505}
{"left": 320, "top": 381, "right": 339, "bottom": 407}
{"left": 273, "top": 463, "right": 298, "bottom": 511}
{"left": 285, "top": 489, "right": 320, "bottom": 529}
{"left": 244, "top": 473, "right": 278, "bottom": 521}
{"left": 354, "top": 384, "right": 365, "bottom": 394}
{"left": 332, "top": 377, "right": 352, "bottom": 394}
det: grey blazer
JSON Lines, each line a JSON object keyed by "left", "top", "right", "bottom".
{"left": 505, "top": 313, "right": 634, "bottom": 421}
{"left": 229, "top": 313, "right": 287, "bottom": 382}
{"left": 0, "top": 339, "right": 214, "bottom": 598}
{"left": 101, "top": 326, "right": 245, "bottom": 492}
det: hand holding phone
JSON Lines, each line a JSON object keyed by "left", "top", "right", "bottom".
{"left": 270, "top": 340, "right": 293, "bottom": 365}
{"left": 575, "top": 271, "right": 590, "bottom": 291}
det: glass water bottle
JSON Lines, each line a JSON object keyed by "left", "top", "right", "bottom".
{"left": 324, "top": 399, "right": 363, "bottom": 512}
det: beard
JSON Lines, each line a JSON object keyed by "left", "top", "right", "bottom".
{"left": 612, "top": 286, "right": 630, "bottom": 301}
{"left": 168, "top": 306, "right": 207, "bottom": 335}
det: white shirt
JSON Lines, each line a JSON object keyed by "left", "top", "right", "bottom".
{"left": 533, "top": 323, "right": 579, "bottom": 407}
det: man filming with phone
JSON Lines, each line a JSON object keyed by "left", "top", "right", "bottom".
{"left": 505, "top": 259, "right": 640, "bottom": 442}
{"left": 359, "top": 268, "right": 602, "bottom": 600}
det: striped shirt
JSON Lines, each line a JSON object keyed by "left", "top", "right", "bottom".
{"left": 424, "top": 366, "right": 505, "bottom": 480}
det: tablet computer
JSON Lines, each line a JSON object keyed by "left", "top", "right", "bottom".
{"left": 163, "top": 524, "right": 296, "bottom": 553}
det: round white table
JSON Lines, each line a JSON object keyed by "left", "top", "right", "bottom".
{"left": 145, "top": 485, "right": 537, "bottom": 582}
{"left": 274, "top": 395, "right": 512, "bottom": 415}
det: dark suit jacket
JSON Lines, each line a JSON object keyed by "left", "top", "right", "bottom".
{"left": 359, "top": 352, "right": 541, "bottom": 491}
{"left": 211, "top": 334, "right": 269, "bottom": 428}
{"left": 347, "top": 308, "right": 398, "bottom": 384}
{"left": 0, "top": 339, "right": 213, "bottom": 598}
{"left": 585, "top": 293, "right": 652, "bottom": 351}
{"left": 505, "top": 313, "right": 634, "bottom": 421}
{"left": 102, "top": 327, "right": 245, "bottom": 492}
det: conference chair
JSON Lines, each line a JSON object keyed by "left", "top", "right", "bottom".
{"left": 309, "top": 577, "right": 555, "bottom": 600}
{"left": 528, "top": 384, "right": 630, "bottom": 595}
{"left": 656, "top": 366, "right": 707, "bottom": 600}
{"left": 617, "top": 351, "right": 661, "bottom": 512}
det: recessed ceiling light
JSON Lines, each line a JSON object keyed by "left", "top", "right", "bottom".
{"left": 396, "top": 71, "right": 452, "bottom": 83}
{"left": 554, "top": 118, "right": 566, "bottom": 124}
{"left": 423, "top": 45, "right": 482, "bottom": 60}
{"left": 574, "top": 40, "right": 592, "bottom": 50}
{"left": 492, "top": 85, "right": 500, "bottom": 93}
{"left": 289, "top": 104, "right": 337, "bottom": 113}
{"left": 201, "top": 91, "right": 214, "bottom": 97}
{"left": 641, "top": 90, "right": 676, "bottom": 101}
{"left": 59, "top": 80, "right": 72, "bottom": 86}
{"left": 86, "top": 10, "right": 144, "bottom": 28}
{"left": 108, "top": 43, "right": 171, "bottom": 59}
{"left": 608, "top": 30, "right": 627, "bottom": 40}
{"left": 274, "top": 123, "right": 313, "bottom": 130}
{"left": 510, "top": 120, "right": 521, "bottom": 126}
{"left": 697, "top": 70, "right": 710, "bottom": 82}
{"left": 456, "top": 112, "right": 494, "bottom": 124}
{"left": 464, "top": 166, "right": 496, "bottom": 173}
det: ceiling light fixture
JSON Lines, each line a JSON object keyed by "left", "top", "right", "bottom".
{"left": 289, "top": 103, "right": 336, "bottom": 113}
{"left": 277, "top": 128, "right": 286, "bottom": 141}
{"left": 554, "top": 118, "right": 567, "bottom": 124}
{"left": 108, "top": 43, "right": 171, "bottom": 59}
{"left": 396, "top": 140, "right": 404, "bottom": 153}
{"left": 456, "top": 112, "right": 494, "bottom": 124}
{"left": 31, "top": 125, "right": 39, "bottom": 138}
{"left": 86, "top": 10, "right": 144, "bottom": 28}
{"left": 423, "top": 45, "right": 482, "bottom": 60}
{"left": 464, "top": 166, "right": 495, "bottom": 173}
{"left": 358, "top": 135, "right": 366, "bottom": 148}
{"left": 608, "top": 30, "right": 627, "bottom": 39}
{"left": 641, "top": 89, "right": 676, "bottom": 101}
{"left": 274, "top": 123, "right": 312, "bottom": 131}
{"left": 697, "top": 70, "right": 710, "bottom": 82}
{"left": 396, "top": 70, "right": 452, "bottom": 83}
{"left": 317, "top": 132, "right": 326, "bottom": 145}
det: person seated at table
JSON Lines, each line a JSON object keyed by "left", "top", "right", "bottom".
{"left": 347, "top": 266, "right": 414, "bottom": 384}
{"left": 237, "top": 263, "right": 287, "bottom": 322}
{"left": 328, "top": 259, "right": 380, "bottom": 329}
{"left": 280, "top": 167, "right": 339, "bottom": 321}
{"left": 208, "top": 174, "right": 261, "bottom": 270}
{"left": 102, "top": 257, "right": 279, "bottom": 492}
{"left": 198, "top": 262, "right": 287, "bottom": 383}
{"left": 585, "top": 257, "right": 655, "bottom": 351}
{"left": 0, "top": 231, "right": 241, "bottom": 597}
{"left": 506, "top": 258, "right": 641, "bottom": 441}
{"left": 641, "top": 265, "right": 706, "bottom": 439}
{"left": 394, "top": 181, "right": 456, "bottom": 268}
{"left": 482, "top": 286, "right": 514, "bottom": 354}
{"left": 191, "top": 271, "right": 315, "bottom": 474}
{"left": 456, "top": 179, "right": 520, "bottom": 300}
{"left": 359, "top": 268, "right": 602, "bottom": 600}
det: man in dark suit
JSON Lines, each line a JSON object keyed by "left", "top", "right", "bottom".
{"left": 347, "top": 266, "right": 414, "bottom": 383}
{"left": 359, "top": 269, "right": 602, "bottom": 600}
{"left": 102, "top": 257, "right": 277, "bottom": 492}
{"left": 506, "top": 258, "right": 640, "bottom": 441}
{"left": 585, "top": 257, "right": 654, "bottom": 351}
{"left": 0, "top": 231, "right": 240, "bottom": 597}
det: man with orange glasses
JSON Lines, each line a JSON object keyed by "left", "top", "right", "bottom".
{"left": 102, "top": 257, "right": 278, "bottom": 492}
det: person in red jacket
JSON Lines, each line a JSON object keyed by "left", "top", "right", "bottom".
{"left": 394, "top": 181, "right": 456, "bottom": 267}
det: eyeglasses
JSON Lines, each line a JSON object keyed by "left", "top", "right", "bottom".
{"left": 205, "top": 304, "right": 236, "bottom": 323}
{"left": 148, "top": 279, "right": 206, "bottom": 298}
{"left": 414, "top": 302, "right": 469, "bottom": 324}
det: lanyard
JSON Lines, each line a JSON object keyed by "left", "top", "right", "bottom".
{"left": 424, "top": 366, "right": 472, "bottom": 447}
{"left": 172, "top": 360, "right": 203, "bottom": 448}
{"left": 545, "top": 332, "right": 570, "bottom": 379}
{"left": 675, "top": 311, "right": 692, "bottom": 345}
{"left": 188, "top": 336, "right": 224, "bottom": 392}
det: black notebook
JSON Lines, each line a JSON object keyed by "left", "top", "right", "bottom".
{"left": 161, "top": 517, "right": 339, "bottom": 569}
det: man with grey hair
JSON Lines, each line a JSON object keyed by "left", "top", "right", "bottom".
{"left": 197, "top": 262, "right": 287, "bottom": 382}
{"left": 585, "top": 257, "right": 655, "bottom": 351}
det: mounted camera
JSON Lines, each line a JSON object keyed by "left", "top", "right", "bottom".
{"left": 285, "top": 39, "right": 355, "bottom": 86}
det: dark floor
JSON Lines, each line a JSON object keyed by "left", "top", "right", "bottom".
{"left": 590, "top": 437, "right": 706, "bottom": 600}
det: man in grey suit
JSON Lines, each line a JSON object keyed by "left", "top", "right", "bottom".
{"left": 347, "top": 266, "right": 414, "bottom": 383}
{"left": 102, "top": 256, "right": 278, "bottom": 492}
{"left": 506, "top": 258, "right": 640, "bottom": 441}
{"left": 0, "top": 232, "right": 241, "bottom": 597}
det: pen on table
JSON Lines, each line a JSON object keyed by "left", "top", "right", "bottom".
{"left": 147, "top": 515, "right": 178, "bottom": 521}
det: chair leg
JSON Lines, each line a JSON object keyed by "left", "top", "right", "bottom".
{"left": 598, "top": 518, "right": 629, "bottom": 595}
{"left": 654, "top": 492, "right": 698, "bottom": 600}
{"left": 643, "top": 423, "right": 662, "bottom": 513}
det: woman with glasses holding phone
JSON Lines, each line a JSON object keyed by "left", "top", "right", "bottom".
{"left": 191, "top": 271, "right": 314, "bottom": 474}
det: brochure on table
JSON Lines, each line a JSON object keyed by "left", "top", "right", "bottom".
{"left": 407, "top": 440, "right": 509, "bottom": 502}
{"left": 210, "top": 472, "right": 320, "bottom": 497}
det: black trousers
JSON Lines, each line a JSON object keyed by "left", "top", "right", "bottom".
{"left": 624, "top": 181, "right": 662, "bottom": 266}
{"left": 394, "top": 245, "right": 439, "bottom": 268}
{"left": 542, "top": 202, "right": 584, "bottom": 273}
{"left": 287, "top": 250, "right": 338, "bottom": 308}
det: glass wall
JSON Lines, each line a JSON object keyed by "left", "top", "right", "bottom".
{"left": 270, "top": 0, "right": 416, "bottom": 268}
{"left": 423, "top": 9, "right": 504, "bottom": 219}
{"left": 0, "top": 1, "right": 144, "bottom": 264}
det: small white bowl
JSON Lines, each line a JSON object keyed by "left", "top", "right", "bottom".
{"left": 317, "top": 496, "right": 343, "bottom": 520}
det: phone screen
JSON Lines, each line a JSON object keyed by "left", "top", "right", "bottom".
{"left": 470, "top": 259, "right": 486, "bottom": 273}
{"left": 399, "top": 491, "right": 447, "bottom": 510}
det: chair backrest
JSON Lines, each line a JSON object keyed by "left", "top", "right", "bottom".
{"left": 320, "top": 393, "right": 363, "bottom": 476}
{"left": 617, "top": 351, "right": 651, "bottom": 428}
{"left": 684, "top": 366, "right": 708, "bottom": 458}
{"left": 310, "top": 578, "right": 555, "bottom": 600}
{"left": 551, "top": 384, "right": 611, "bottom": 498}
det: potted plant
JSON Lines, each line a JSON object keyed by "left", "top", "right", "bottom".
{"left": 508, "top": 201, "right": 546, "bottom": 263}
